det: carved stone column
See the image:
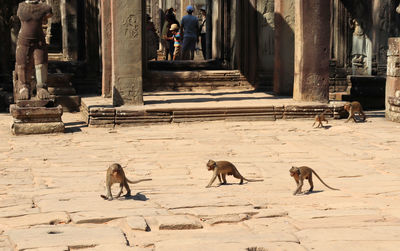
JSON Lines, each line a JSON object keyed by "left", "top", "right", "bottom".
{"left": 101, "top": 0, "right": 112, "bottom": 98}
{"left": 111, "top": 0, "right": 144, "bottom": 106}
{"left": 273, "top": 0, "right": 294, "bottom": 95}
{"left": 386, "top": 38, "right": 400, "bottom": 121}
{"left": 293, "top": 0, "right": 330, "bottom": 102}
{"left": 61, "top": 0, "right": 79, "bottom": 60}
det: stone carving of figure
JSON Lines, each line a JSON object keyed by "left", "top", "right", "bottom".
{"left": 15, "top": 0, "right": 53, "bottom": 100}
{"left": 350, "top": 18, "right": 367, "bottom": 68}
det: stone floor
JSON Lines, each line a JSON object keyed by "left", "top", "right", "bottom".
{"left": 1, "top": 111, "right": 400, "bottom": 250}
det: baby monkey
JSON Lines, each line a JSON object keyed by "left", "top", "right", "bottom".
{"left": 313, "top": 109, "right": 332, "bottom": 128}
{"left": 101, "top": 163, "right": 152, "bottom": 200}
{"left": 206, "top": 160, "right": 263, "bottom": 188}
{"left": 344, "top": 101, "right": 366, "bottom": 123}
{"left": 289, "top": 166, "right": 339, "bottom": 195}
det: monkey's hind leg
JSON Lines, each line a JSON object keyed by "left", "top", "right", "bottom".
{"left": 307, "top": 175, "right": 314, "bottom": 193}
{"left": 232, "top": 170, "right": 244, "bottom": 184}
{"left": 115, "top": 183, "right": 124, "bottom": 198}
{"left": 123, "top": 180, "right": 131, "bottom": 197}
{"left": 360, "top": 111, "right": 367, "bottom": 121}
{"left": 221, "top": 174, "right": 227, "bottom": 185}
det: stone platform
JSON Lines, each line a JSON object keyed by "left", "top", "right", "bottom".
{"left": 81, "top": 91, "right": 347, "bottom": 127}
{"left": 10, "top": 100, "right": 64, "bottom": 135}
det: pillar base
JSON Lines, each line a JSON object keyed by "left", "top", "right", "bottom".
{"left": 10, "top": 100, "right": 65, "bottom": 135}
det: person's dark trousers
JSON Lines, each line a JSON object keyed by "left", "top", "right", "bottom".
{"left": 182, "top": 36, "right": 197, "bottom": 60}
{"left": 201, "top": 33, "right": 206, "bottom": 60}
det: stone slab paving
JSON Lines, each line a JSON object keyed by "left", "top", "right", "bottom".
{"left": 0, "top": 111, "right": 400, "bottom": 250}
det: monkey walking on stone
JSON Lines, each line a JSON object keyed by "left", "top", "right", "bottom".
{"left": 101, "top": 163, "right": 152, "bottom": 201}
{"left": 344, "top": 101, "right": 366, "bottom": 123}
{"left": 312, "top": 109, "right": 332, "bottom": 128}
{"left": 205, "top": 160, "right": 263, "bottom": 188}
{"left": 289, "top": 166, "right": 339, "bottom": 195}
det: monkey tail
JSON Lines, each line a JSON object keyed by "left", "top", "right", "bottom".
{"left": 126, "top": 178, "right": 152, "bottom": 184}
{"left": 243, "top": 177, "right": 264, "bottom": 182}
{"left": 311, "top": 170, "right": 340, "bottom": 190}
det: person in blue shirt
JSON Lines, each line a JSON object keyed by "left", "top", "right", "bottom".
{"left": 181, "top": 5, "right": 199, "bottom": 60}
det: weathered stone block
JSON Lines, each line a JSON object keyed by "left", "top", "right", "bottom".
{"left": 387, "top": 37, "right": 400, "bottom": 56}
{"left": 150, "top": 215, "right": 203, "bottom": 230}
{"left": 386, "top": 76, "right": 400, "bottom": 113}
{"left": 125, "top": 216, "right": 150, "bottom": 231}
{"left": 386, "top": 56, "right": 400, "bottom": 77}
{"left": 11, "top": 122, "right": 65, "bottom": 135}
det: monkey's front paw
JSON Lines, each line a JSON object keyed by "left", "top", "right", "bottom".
{"left": 37, "top": 88, "right": 50, "bottom": 100}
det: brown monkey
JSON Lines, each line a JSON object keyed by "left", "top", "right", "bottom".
{"left": 289, "top": 166, "right": 339, "bottom": 195}
{"left": 313, "top": 109, "right": 332, "bottom": 128}
{"left": 206, "top": 160, "right": 263, "bottom": 188}
{"left": 344, "top": 101, "right": 366, "bottom": 123}
{"left": 101, "top": 163, "right": 152, "bottom": 200}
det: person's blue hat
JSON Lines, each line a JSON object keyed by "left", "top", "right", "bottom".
{"left": 186, "top": 5, "right": 194, "bottom": 12}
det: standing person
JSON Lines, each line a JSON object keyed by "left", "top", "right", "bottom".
{"left": 170, "top": 23, "right": 181, "bottom": 61}
{"left": 199, "top": 6, "right": 207, "bottom": 60}
{"left": 145, "top": 14, "right": 159, "bottom": 61}
{"left": 161, "top": 8, "right": 179, "bottom": 60}
{"left": 181, "top": 5, "right": 198, "bottom": 60}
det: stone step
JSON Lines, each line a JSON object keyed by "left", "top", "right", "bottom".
{"left": 53, "top": 95, "right": 81, "bottom": 112}
{"left": 81, "top": 102, "right": 345, "bottom": 127}
{"left": 48, "top": 87, "right": 76, "bottom": 96}
{"left": 145, "top": 70, "right": 253, "bottom": 92}
{"left": 48, "top": 73, "right": 74, "bottom": 87}
{"left": 148, "top": 59, "right": 224, "bottom": 71}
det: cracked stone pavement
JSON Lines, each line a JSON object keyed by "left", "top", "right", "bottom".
{"left": 1, "top": 112, "right": 400, "bottom": 250}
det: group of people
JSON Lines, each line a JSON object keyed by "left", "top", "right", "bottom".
{"left": 161, "top": 5, "right": 207, "bottom": 61}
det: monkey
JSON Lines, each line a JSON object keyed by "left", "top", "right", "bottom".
{"left": 312, "top": 109, "right": 332, "bottom": 128}
{"left": 289, "top": 166, "right": 339, "bottom": 195}
{"left": 100, "top": 163, "right": 152, "bottom": 200}
{"left": 205, "top": 160, "right": 263, "bottom": 188}
{"left": 344, "top": 101, "right": 366, "bottom": 123}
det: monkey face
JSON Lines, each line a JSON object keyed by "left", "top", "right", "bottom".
{"left": 289, "top": 167, "right": 298, "bottom": 177}
{"left": 344, "top": 103, "right": 351, "bottom": 111}
{"left": 110, "top": 163, "right": 122, "bottom": 173}
{"left": 206, "top": 160, "right": 216, "bottom": 171}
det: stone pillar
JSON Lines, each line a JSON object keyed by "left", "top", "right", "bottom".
{"left": 273, "top": 0, "right": 294, "bottom": 95}
{"left": 101, "top": 0, "right": 112, "bottom": 98}
{"left": 111, "top": 0, "right": 144, "bottom": 106}
{"left": 61, "top": 0, "right": 79, "bottom": 61}
{"left": 386, "top": 38, "right": 400, "bottom": 117}
{"left": 85, "top": 0, "right": 101, "bottom": 76}
{"left": 293, "top": 0, "right": 330, "bottom": 102}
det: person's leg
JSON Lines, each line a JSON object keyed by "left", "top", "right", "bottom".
{"left": 182, "top": 37, "right": 190, "bottom": 60}
{"left": 201, "top": 33, "right": 207, "bottom": 59}
{"left": 189, "top": 37, "right": 196, "bottom": 60}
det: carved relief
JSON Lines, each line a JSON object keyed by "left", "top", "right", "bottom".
{"left": 106, "top": 22, "right": 112, "bottom": 38}
{"left": 259, "top": 0, "right": 274, "bottom": 55}
{"left": 306, "top": 74, "right": 324, "bottom": 88}
{"left": 123, "top": 14, "right": 140, "bottom": 39}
